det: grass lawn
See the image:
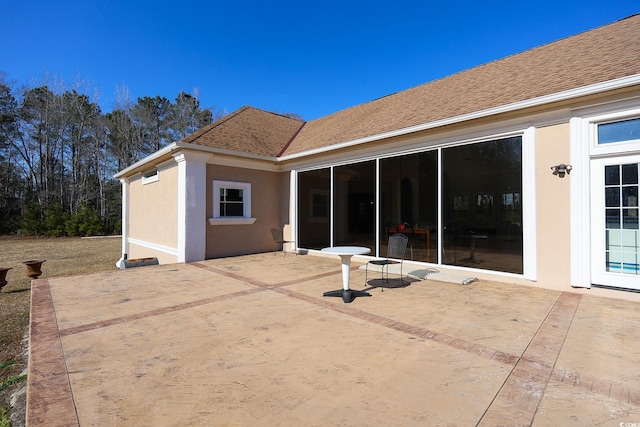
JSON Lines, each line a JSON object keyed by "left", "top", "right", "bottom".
{"left": 0, "top": 236, "right": 121, "bottom": 426}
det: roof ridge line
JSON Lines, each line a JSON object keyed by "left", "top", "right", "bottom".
{"left": 277, "top": 122, "right": 306, "bottom": 157}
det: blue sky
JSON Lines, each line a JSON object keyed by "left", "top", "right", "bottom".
{"left": 2, "top": 1, "right": 637, "bottom": 120}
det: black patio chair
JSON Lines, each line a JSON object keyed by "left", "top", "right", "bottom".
{"left": 365, "top": 233, "right": 409, "bottom": 291}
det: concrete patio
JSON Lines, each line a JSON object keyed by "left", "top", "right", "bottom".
{"left": 27, "top": 252, "right": 640, "bottom": 426}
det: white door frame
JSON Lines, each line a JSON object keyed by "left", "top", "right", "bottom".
{"left": 570, "top": 103, "right": 640, "bottom": 289}
{"left": 590, "top": 155, "right": 640, "bottom": 290}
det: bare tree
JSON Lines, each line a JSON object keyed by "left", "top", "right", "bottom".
{"left": 134, "top": 95, "right": 171, "bottom": 152}
{"left": 0, "top": 74, "right": 222, "bottom": 235}
{"left": 168, "top": 91, "right": 215, "bottom": 141}
{"left": 106, "top": 84, "right": 147, "bottom": 170}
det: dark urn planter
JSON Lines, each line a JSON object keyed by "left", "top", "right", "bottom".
{"left": 24, "top": 260, "right": 46, "bottom": 279}
{"left": 0, "top": 267, "right": 11, "bottom": 290}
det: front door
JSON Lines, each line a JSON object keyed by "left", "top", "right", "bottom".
{"left": 591, "top": 155, "right": 640, "bottom": 290}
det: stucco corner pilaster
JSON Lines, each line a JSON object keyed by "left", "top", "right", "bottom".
{"left": 173, "top": 150, "right": 209, "bottom": 263}
{"left": 172, "top": 150, "right": 212, "bottom": 165}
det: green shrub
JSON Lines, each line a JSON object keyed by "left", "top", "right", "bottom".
{"left": 20, "top": 202, "right": 43, "bottom": 235}
{"left": 44, "top": 204, "right": 69, "bottom": 237}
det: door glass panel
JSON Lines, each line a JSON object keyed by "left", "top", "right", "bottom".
{"left": 622, "top": 186, "right": 638, "bottom": 207}
{"left": 623, "top": 209, "right": 639, "bottom": 230}
{"left": 334, "top": 161, "right": 376, "bottom": 252}
{"left": 606, "top": 209, "right": 620, "bottom": 228}
{"left": 605, "top": 163, "right": 640, "bottom": 274}
{"left": 441, "top": 136, "right": 523, "bottom": 274}
{"left": 605, "top": 165, "right": 619, "bottom": 185}
{"left": 623, "top": 163, "right": 638, "bottom": 184}
{"left": 605, "top": 187, "right": 620, "bottom": 207}
{"left": 297, "top": 168, "right": 330, "bottom": 249}
{"left": 380, "top": 151, "right": 438, "bottom": 262}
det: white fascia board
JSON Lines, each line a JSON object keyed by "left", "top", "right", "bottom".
{"left": 114, "top": 143, "right": 179, "bottom": 179}
{"left": 277, "top": 74, "right": 640, "bottom": 162}
{"left": 176, "top": 141, "right": 278, "bottom": 163}
{"left": 114, "top": 141, "right": 279, "bottom": 179}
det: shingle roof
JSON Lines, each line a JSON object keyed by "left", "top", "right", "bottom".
{"left": 182, "top": 106, "right": 304, "bottom": 157}
{"left": 183, "top": 14, "right": 640, "bottom": 161}
{"left": 282, "top": 13, "right": 640, "bottom": 156}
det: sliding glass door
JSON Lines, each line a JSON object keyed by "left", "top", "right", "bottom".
{"left": 333, "top": 161, "right": 376, "bottom": 252}
{"left": 297, "top": 168, "right": 330, "bottom": 250}
{"left": 441, "top": 137, "right": 523, "bottom": 273}
{"left": 297, "top": 135, "right": 524, "bottom": 274}
{"left": 380, "top": 152, "right": 438, "bottom": 262}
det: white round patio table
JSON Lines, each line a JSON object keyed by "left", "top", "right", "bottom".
{"left": 321, "top": 246, "right": 371, "bottom": 303}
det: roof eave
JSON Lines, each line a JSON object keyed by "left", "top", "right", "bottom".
{"left": 114, "top": 143, "right": 179, "bottom": 179}
{"left": 175, "top": 141, "right": 278, "bottom": 162}
{"left": 277, "top": 74, "right": 640, "bottom": 162}
{"left": 114, "top": 141, "right": 279, "bottom": 179}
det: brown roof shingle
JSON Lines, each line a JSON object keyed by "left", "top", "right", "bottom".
{"left": 283, "top": 14, "right": 640, "bottom": 156}
{"left": 182, "top": 106, "right": 304, "bottom": 157}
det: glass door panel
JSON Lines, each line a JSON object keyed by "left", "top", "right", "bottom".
{"left": 441, "top": 137, "right": 523, "bottom": 274}
{"left": 297, "top": 168, "right": 330, "bottom": 250}
{"left": 333, "top": 161, "right": 376, "bottom": 252}
{"left": 592, "top": 156, "right": 640, "bottom": 289}
{"left": 379, "top": 152, "right": 438, "bottom": 262}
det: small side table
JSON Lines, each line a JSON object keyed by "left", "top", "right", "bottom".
{"left": 321, "top": 246, "right": 371, "bottom": 303}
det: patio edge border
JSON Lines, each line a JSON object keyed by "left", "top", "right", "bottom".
{"left": 26, "top": 278, "right": 79, "bottom": 427}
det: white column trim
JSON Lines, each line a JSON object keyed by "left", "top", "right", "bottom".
{"left": 523, "top": 126, "right": 537, "bottom": 281}
{"left": 289, "top": 170, "right": 298, "bottom": 251}
{"left": 173, "top": 150, "right": 211, "bottom": 263}
{"left": 116, "top": 177, "right": 130, "bottom": 269}
{"left": 569, "top": 116, "right": 591, "bottom": 288}
{"left": 375, "top": 158, "right": 380, "bottom": 258}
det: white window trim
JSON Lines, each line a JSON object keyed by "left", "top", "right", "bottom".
{"left": 588, "top": 107, "right": 640, "bottom": 157}
{"left": 209, "top": 180, "right": 256, "bottom": 225}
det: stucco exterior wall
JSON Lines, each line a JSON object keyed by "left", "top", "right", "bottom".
{"left": 534, "top": 123, "right": 572, "bottom": 291}
{"left": 128, "top": 163, "right": 179, "bottom": 263}
{"left": 206, "top": 164, "right": 286, "bottom": 258}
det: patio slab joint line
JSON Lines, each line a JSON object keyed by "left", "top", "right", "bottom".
{"left": 190, "top": 261, "right": 344, "bottom": 288}
{"left": 477, "top": 292, "right": 583, "bottom": 427}
{"left": 58, "top": 288, "right": 265, "bottom": 337}
{"left": 59, "top": 262, "right": 345, "bottom": 337}
{"left": 195, "top": 261, "right": 525, "bottom": 366}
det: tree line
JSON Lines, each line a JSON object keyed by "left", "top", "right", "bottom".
{"left": 0, "top": 74, "right": 219, "bottom": 236}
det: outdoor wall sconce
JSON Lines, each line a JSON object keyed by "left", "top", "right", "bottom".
{"left": 551, "top": 163, "right": 572, "bottom": 178}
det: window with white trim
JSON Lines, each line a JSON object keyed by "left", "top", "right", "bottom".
{"left": 597, "top": 117, "right": 640, "bottom": 145}
{"left": 210, "top": 180, "right": 256, "bottom": 225}
{"left": 142, "top": 168, "right": 159, "bottom": 185}
{"left": 589, "top": 109, "right": 640, "bottom": 157}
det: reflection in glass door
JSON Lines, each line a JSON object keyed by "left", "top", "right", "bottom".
{"left": 592, "top": 157, "right": 640, "bottom": 290}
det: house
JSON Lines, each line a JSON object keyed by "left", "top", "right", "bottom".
{"left": 115, "top": 14, "right": 640, "bottom": 299}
